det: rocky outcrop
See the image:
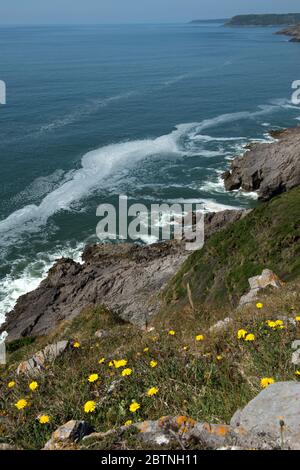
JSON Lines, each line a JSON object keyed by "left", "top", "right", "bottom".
{"left": 1, "top": 210, "right": 245, "bottom": 341}
{"left": 222, "top": 127, "right": 300, "bottom": 200}
{"left": 43, "top": 420, "right": 94, "bottom": 450}
{"left": 80, "top": 382, "right": 300, "bottom": 450}
{"left": 239, "top": 269, "right": 283, "bottom": 306}
{"left": 16, "top": 340, "right": 70, "bottom": 375}
{"left": 277, "top": 23, "right": 300, "bottom": 42}
{"left": 231, "top": 382, "right": 300, "bottom": 450}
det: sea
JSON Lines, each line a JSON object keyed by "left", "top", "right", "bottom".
{"left": 1, "top": 21, "right": 300, "bottom": 324}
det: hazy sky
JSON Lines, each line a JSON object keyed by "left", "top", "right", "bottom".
{"left": 1, "top": 0, "right": 300, "bottom": 24}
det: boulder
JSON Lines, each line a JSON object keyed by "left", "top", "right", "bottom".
{"left": 222, "top": 127, "right": 300, "bottom": 201}
{"left": 230, "top": 382, "right": 300, "bottom": 449}
{"left": 16, "top": 340, "right": 69, "bottom": 375}
{"left": 43, "top": 420, "right": 94, "bottom": 450}
{"left": 239, "top": 269, "right": 282, "bottom": 306}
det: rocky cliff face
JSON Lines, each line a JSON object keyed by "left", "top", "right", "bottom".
{"left": 222, "top": 127, "right": 300, "bottom": 200}
{"left": 1, "top": 210, "right": 245, "bottom": 340}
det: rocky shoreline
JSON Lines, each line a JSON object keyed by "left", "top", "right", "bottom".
{"left": 1, "top": 210, "right": 246, "bottom": 340}
{"left": 277, "top": 23, "right": 300, "bottom": 42}
{"left": 222, "top": 127, "right": 300, "bottom": 201}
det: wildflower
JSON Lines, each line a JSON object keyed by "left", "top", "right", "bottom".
{"left": 73, "top": 341, "right": 81, "bottom": 348}
{"left": 108, "top": 360, "right": 114, "bottom": 367}
{"left": 8, "top": 381, "right": 15, "bottom": 389}
{"left": 245, "top": 333, "right": 255, "bottom": 342}
{"left": 147, "top": 387, "right": 159, "bottom": 396}
{"left": 113, "top": 359, "right": 127, "bottom": 369}
{"left": 124, "top": 420, "right": 133, "bottom": 426}
{"left": 295, "top": 370, "right": 300, "bottom": 376}
{"left": 98, "top": 358, "right": 105, "bottom": 364}
{"left": 275, "top": 320, "right": 284, "bottom": 326}
{"left": 183, "top": 346, "right": 189, "bottom": 351}
{"left": 84, "top": 400, "right": 96, "bottom": 413}
{"left": 195, "top": 334, "right": 204, "bottom": 342}
{"left": 260, "top": 377, "right": 275, "bottom": 389}
{"left": 237, "top": 329, "right": 247, "bottom": 340}
{"left": 29, "top": 381, "right": 38, "bottom": 391}
{"left": 216, "top": 355, "right": 223, "bottom": 361}
{"left": 129, "top": 401, "right": 140, "bottom": 413}
{"left": 168, "top": 330, "right": 175, "bottom": 336}
{"left": 39, "top": 415, "right": 50, "bottom": 424}
{"left": 121, "top": 368, "right": 133, "bottom": 377}
{"left": 266, "top": 320, "right": 277, "bottom": 329}
{"left": 88, "top": 373, "right": 99, "bottom": 383}
{"left": 143, "top": 347, "right": 149, "bottom": 352}
{"left": 295, "top": 316, "right": 300, "bottom": 322}
{"left": 256, "top": 303, "right": 263, "bottom": 309}
{"left": 150, "top": 360, "right": 157, "bottom": 368}
{"left": 15, "top": 399, "right": 28, "bottom": 410}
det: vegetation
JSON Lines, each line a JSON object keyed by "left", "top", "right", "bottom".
{"left": 0, "top": 188, "right": 300, "bottom": 450}
{"left": 226, "top": 14, "right": 300, "bottom": 26}
{"left": 165, "top": 187, "right": 300, "bottom": 309}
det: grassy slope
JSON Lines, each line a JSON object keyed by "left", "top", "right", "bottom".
{"left": 165, "top": 187, "right": 300, "bottom": 310}
{"left": 0, "top": 188, "right": 300, "bottom": 450}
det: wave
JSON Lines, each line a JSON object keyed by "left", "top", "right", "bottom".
{"left": 0, "top": 102, "right": 289, "bottom": 250}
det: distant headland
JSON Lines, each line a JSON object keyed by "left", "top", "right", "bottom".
{"left": 190, "top": 14, "right": 300, "bottom": 27}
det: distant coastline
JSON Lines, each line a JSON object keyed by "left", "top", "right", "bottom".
{"left": 189, "top": 13, "right": 300, "bottom": 27}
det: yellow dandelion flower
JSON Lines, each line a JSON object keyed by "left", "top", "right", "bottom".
{"left": 143, "top": 347, "right": 149, "bottom": 352}
{"left": 237, "top": 329, "right": 247, "bottom": 340}
{"left": 266, "top": 320, "right": 277, "bottom": 329}
{"left": 256, "top": 302, "right": 263, "bottom": 309}
{"left": 150, "top": 360, "right": 157, "bottom": 368}
{"left": 183, "top": 346, "right": 189, "bottom": 351}
{"left": 260, "top": 377, "right": 275, "bottom": 389}
{"left": 168, "top": 330, "right": 176, "bottom": 336}
{"left": 124, "top": 420, "right": 133, "bottom": 426}
{"left": 295, "top": 370, "right": 300, "bottom": 376}
{"left": 146, "top": 387, "right": 159, "bottom": 396}
{"left": 108, "top": 360, "right": 114, "bottom": 367}
{"left": 129, "top": 401, "right": 140, "bottom": 413}
{"left": 245, "top": 333, "right": 255, "bottom": 342}
{"left": 39, "top": 415, "right": 50, "bottom": 424}
{"left": 8, "top": 381, "right": 15, "bottom": 389}
{"left": 195, "top": 334, "right": 204, "bottom": 342}
{"left": 88, "top": 373, "right": 99, "bottom": 383}
{"left": 113, "top": 359, "right": 127, "bottom": 369}
{"left": 15, "top": 399, "right": 28, "bottom": 410}
{"left": 29, "top": 381, "right": 38, "bottom": 391}
{"left": 84, "top": 400, "right": 96, "bottom": 413}
{"left": 98, "top": 358, "right": 105, "bottom": 364}
{"left": 275, "top": 320, "right": 283, "bottom": 326}
{"left": 295, "top": 316, "right": 300, "bottom": 322}
{"left": 121, "top": 368, "right": 133, "bottom": 377}
{"left": 216, "top": 355, "right": 223, "bottom": 361}
{"left": 73, "top": 341, "right": 81, "bottom": 348}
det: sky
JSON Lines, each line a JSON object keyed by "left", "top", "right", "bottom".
{"left": 1, "top": 0, "right": 300, "bottom": 24}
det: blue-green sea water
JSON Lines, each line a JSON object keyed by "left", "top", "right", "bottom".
{"left": 1, "top": 22, "right": 300, "bottom": 322}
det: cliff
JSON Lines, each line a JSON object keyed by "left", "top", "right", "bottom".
{"left": 277, "top": 23, "right": 300, "bottom": 42}
{"left": 226, "top": 14, "right": 300, "bottom": 26}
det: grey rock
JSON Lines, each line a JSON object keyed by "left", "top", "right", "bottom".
{"left": 222, "top": 127, "right": 300, "bottom": 201}
{"left": 292, "top": 340, "right": 300, "bottom": 350}
{"left": 230, "top": 382, "right": 300, "bottom": 450}
{"left": 277, "top": 23, "right": 300, "bottom": 42}
{"left": 239, "top": 269, "right": 282, "bottom": 306}
{"left": 43, "top": 420, "right": 94, "bottom": 450}
{"left": 209, "top": 317, "right": 232, "bottom": 333}
{"left": 16, "top": 340, "right": 69, "bottom": 375}
{"left": 291, "top": 349, "right": 300, "bottom": 365}
{"left": 94, "top": 330, "right": 109, "bottom": 339}
{"left": 2, "top": 209, "right": 244, "bottom": 340}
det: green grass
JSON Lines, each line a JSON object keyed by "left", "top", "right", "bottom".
{"left": 165, "top": 187, "right": 300, "bottom": 309}
{"left": 0, "top": 280, "right": 300, "bottom": 450}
